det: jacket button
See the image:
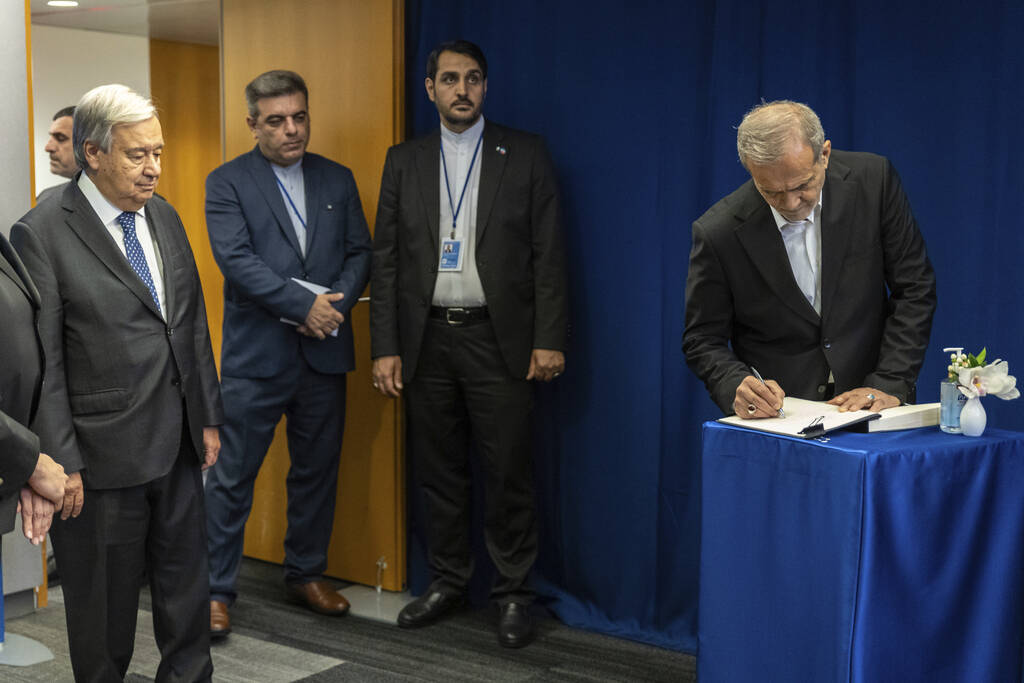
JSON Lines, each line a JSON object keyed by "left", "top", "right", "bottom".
{"left": 817, "top": 384, "right": 826, "bottom": 393}
{"left": 171, "top": 378, "right": 181, "bottom": 386}
{"left": 823, "top": 338, "right": 831, "bottom": 349}
{"left": 166, "top": 327, "right": 174, "bottom": 336}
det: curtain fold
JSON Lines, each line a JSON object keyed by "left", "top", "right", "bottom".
{"left": 403, "top": 0, "right": 1024, "bottom": 652}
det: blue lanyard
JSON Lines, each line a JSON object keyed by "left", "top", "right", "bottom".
{"left": 440, "top": 132, "right": 483, "bottom": 239}
{"left": 274, "top": 174, "right": 307, "bottom": 229}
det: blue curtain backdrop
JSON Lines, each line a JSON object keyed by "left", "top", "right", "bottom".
{"left": 403, "top": 0, "right": 1024, "bottom": 653}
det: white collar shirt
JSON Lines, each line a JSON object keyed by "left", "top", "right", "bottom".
{"left": 433, "top": 115, "right": 487, "bottom": 307}
{"left": 78, "top": 172, "right": 166, "bottom": 320}
{"left": 770, "top": 192, "right": 824, "bottom": 315}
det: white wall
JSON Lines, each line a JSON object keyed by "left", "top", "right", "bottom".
{"left": 31, "top": 25, "right": 150, "bottom": 197}
{"left": 1, "top": 3, "right": 32, "bottom": 235}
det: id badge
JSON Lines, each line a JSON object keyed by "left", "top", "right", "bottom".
{"left": 439, "top": 239, "right": 464, "bottom": 271}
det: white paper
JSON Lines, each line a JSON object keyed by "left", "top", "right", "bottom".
{"left": 280, "top": 277, "right": 339, "bottom": 337}
{"left": 718, "top": 397, "right": 940, "bottom": 438}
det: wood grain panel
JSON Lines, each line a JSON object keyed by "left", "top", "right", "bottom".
{"left": 149, "top": 39, "right": 224, "bottom": 362}
{"left": 221, "top": 0, "right": 405, "bottom": 590}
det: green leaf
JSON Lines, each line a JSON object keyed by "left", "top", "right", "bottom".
{"left": 977, "top": 347, "right": 987, "bottom": 365}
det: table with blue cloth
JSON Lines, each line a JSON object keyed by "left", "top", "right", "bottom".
{"left": 698, "top": 422, "right": 1024, "bottom": 683}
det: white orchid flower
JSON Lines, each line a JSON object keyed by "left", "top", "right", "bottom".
{"left": 958, "top": 360, "right": 1020, "bottom": 400}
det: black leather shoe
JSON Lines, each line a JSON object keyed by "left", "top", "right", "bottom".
{"left": 497, "top": 602, "right": 534, "bottom": 648}
{"left": 397, "top": 591, "right": 464, "bottom": 628}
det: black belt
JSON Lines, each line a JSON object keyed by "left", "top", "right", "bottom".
{"left": 429, "top": 306, "right": 489, "bottom": 326}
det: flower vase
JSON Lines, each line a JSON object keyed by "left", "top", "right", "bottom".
{"left": 960, "top": 396, "right": 987, "bottom": 437}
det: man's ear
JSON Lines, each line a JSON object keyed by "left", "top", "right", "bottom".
{"left": 82, "top": 140, "right": 102, "bottom": 172}
{"left": 246, "top": 116, "right": 258, "bottom": 138}
{"left": 425, "top": 77, "right": 436, "bottom": 103}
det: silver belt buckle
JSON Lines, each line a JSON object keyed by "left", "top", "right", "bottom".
{"left": 445, "top": 307, "right": 466, "bottom": 326}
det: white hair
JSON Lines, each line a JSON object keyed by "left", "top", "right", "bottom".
{"left": 736, "top": 100, "right": 825, "bottom": 168}
{"left": 73, "top": 84, "right": 156, "bottom": 168}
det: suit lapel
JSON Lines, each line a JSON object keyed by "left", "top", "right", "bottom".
{"left": 146, "top": 200, "right": 177, "bottom": 319}
{"left": 732, "top": 188, "right": 820, "bottom": 325}
{"left": 303, "top": 157, "right": 321, "bottom": 252}
{"left": 818, "top": 159, "right": 853, "bottom": 322}
{"left": 476, "top": 123, "right": 506, "bottom": 244}
{"left": 0, "top": 236, "right": 36, "bottom": 305}
{"left": 64, "top": 184, "right": 164, "bottom": 320}
{"left": 415, "top": 130, "right": 441, "bottom": 254}
{"left": 246, "top": 147, "right": 305, "bottom": 260}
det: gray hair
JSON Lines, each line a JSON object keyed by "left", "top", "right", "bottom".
{"left": 244, "top": 70, "right": 308, "bottom": 118}
{"left": 736, "top": 100, "right": 825, "bottom": 168}
{"left": 73, "top": 84, "right": 156, "bottom": 169}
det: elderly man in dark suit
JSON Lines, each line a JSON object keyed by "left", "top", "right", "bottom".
{"left": 683, "top": 100, "right": 936, "bottom": 418}
{"left": 371, "top": 39, "right": 568, "bottom": 648}
{"left": 203, "top": 70, "right": 372, "bottom": 636}
{"left": 11, "top": 84, "right": 223, "bottom": 682}
{"left": 0, "top": 234, "right": 67, "bottom": 546}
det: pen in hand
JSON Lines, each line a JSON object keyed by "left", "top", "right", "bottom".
{"left": 750, "top": 366, "right": 786, "bottom": 418}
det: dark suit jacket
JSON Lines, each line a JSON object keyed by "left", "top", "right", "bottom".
{"left": 36, "top": 181, "right": 69, "bottom": 206}
{"left": 0, "top": 234, "right": 43, "bottom": 533}
{"left": 683, "top": 150, "right": 937, "bottom": 414}
{"left": 10, "top": 179, "right": 224, "bottom": 489}
{"left": 205, "top": 147, "right": 372, "bottom": 378}
{"left": 370, "top": 121, "right": 568, "bottom": 380}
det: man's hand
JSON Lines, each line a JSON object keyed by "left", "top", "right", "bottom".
{"left": 202, "top": 426, "right": 221, "bottom": 470}
{"left": 61, "top": 472, "right": 85, "bottom": 520}
{"left": 733, "top": 375, "right": 786, "bottom": 419}
{"left": 828, "top": 387, "right": 899, "bottom": 413}
{"left": 526, "top": 349, "right": 565, "bottom": 382}
{"left": 372, "top": 355, "right": 403, "bottom": 397}
{"left": 303, "top": 292, "right": 345, "bottom": 340}
{"left": 18, "top": 488, "right": 56, "bottom": 545}
{"left": 28, "top": 452, "right": 67, "bottom": 506}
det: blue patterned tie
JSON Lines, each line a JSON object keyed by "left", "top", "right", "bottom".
{"left": 117, "top": 211, "right": 161, "bottom": 313}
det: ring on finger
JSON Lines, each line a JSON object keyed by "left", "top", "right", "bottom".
{"left": 866, "top": 393, "right": 876, "bottom": 402}
{"left": 747, "top": 403, "right": 757, "bottom": 415}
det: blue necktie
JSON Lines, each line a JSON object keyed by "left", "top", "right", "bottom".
{"left": 117, "top": 211, "right": 161, "bottom": 313}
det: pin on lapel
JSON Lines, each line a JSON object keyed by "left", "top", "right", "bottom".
{"left": 326, "top": 204, "right": 333, "bottom": 210}
{"left": 496, "top": 146, "right": 507, "bottom": 155}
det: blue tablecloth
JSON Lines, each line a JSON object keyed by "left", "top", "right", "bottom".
{"left": 698, "top": 422, "right": 1024, "bottom": 682}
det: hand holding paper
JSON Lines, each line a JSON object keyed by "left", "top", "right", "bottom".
{"left": 280, "top": 277, "right": 342, "bottom": 338}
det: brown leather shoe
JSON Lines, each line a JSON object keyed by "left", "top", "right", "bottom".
{"left": 286, "top": 580, "right": 351, "bottom": 616}
{"left": 210, "top": 600, "right": 231, "bottom": 638}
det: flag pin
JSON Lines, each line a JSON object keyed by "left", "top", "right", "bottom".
{"left": 496, "top": 146, "right": 507, "bottom": 155}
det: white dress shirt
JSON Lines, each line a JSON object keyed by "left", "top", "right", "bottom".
{"left": 770, "top": 194, "right": 823, "bottom": 315}
{"left": 433, "top": 115, "right": 487, "bottom": 307}
{"left": 78, "top": 172, "right": 167, "bottom": 320}
{"left": 272, "top": 158, "right": 307, "bottom": 257}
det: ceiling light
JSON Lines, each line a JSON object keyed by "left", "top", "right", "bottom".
{"left": 47, "top": 1, "right": 80, "bottom": 7}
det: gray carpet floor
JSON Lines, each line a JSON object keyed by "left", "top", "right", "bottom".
{"left": 3, "top": 558, "right": 696, "bottom": 682}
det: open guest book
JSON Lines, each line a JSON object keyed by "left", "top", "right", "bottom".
{"left": 718, "top": 397, "right": 940, "bottom": 438}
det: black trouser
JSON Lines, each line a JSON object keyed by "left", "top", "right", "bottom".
{"left": 404, "top": 318, "right": 537, "bottom": 604}
{"left": 51, "top": 438, "right": 211, "bottom": 683}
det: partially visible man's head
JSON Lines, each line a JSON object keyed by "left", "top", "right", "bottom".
{"left": 74, "top": 84, "right": 162, "bottom": 212}
{"left": 45, "top": 106, "right": 78, "bottom": 179}
{"left": 425, "top": 40, "right": 488, "bottom": 133}
{"left": 737, "top": 100, "right": 831, "bottom": 222}
{"left": 245, "top": 70, "right": 309, "bottom": 166}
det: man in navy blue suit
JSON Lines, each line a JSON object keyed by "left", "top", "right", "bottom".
{"left": 203, "top": 70, "right": 372, "bottom": 637}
